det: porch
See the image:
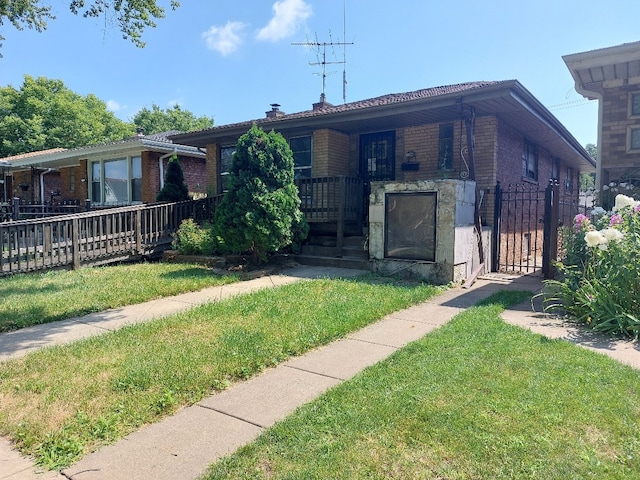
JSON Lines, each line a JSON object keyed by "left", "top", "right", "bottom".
{"left": 294, "top": 176, "right": 369, "bottom": 270}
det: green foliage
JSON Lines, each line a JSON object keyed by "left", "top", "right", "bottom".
{"left": 214, "top": 125, "right": 308, "bottom": 263}
{"left": 1, "top": 1, "right": 179, "bottom": 53}
{"left": 0, "top": 75, "right": 134, "bottom": 157}
{"left": 156, "top": 154, "right": 189, "bottom": 202}
{"left": 172, "top": 219, "right": 220, "bottom": 255}
{"left": 133, "top": 103, "right": 213, "bottom": 135}
{"left": 543, "top": 195, "right": 640, "bottom": 337}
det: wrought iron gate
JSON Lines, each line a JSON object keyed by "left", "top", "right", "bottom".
{"left": 492, "top": 181, "right": 588, "bottom": 278}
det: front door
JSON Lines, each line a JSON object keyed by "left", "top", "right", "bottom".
{"left": 359, "top": 131, "right": 396, "bottom": 224}
{"left": 359, "top": 131, "right": 396, "bottom": 183}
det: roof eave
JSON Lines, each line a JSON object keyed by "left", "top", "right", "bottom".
{"left": 7, "top": 139, "right": 205, "bottom": 169}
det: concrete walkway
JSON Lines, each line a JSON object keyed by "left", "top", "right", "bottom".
{"left": 1, "top": 267, "right": 638, "bottom": 480}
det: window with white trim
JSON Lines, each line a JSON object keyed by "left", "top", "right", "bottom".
{"left": 522, "top": 141, "right": 538, "bottom": 181}
{"left": 89, "top": 156, "right": 142, "bottom": 205}
{"left": 630, "top": 93, "right": 640, "bottom": 117}
{"left": 630, "top": 127, "right": 640, "bottom": 151}
{"left": 565, "top": 166, "right": 574, "bottom": 193}
{"left": 551, "top": 157, "right": 559, "bottom": 181}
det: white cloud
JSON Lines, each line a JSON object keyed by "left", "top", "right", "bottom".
{"left": 106, "top": 100, "right": 125, "bottom": 112}
{"left": 256, "top": 0, "right": 312, "bottom": 42}
{"left": 202, "top": 21, "right": 247, "bottom": 56}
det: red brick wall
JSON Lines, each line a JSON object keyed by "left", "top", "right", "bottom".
{"left": 144, "top": 152, "right": 207, "bottom": 202}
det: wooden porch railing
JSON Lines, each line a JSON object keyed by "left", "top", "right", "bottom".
{"left": 295, "top": 176, "right": 364, "bottom": 252}
{"left": 295, "top": 176, "right": 363, "bottom": 222}
{"left": 0, "top": 196, "right": 222, "bottom": 276}
{"left": 0, "top": 175, "right": 361, "bottom": 276}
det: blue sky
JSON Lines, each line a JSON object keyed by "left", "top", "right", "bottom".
{"left": 1, "top": 0, "right": 639, "bottom": 147}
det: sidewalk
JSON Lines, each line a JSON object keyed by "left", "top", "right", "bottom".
{"left": 1, "top": 267, "right": 638, "bottom": 480}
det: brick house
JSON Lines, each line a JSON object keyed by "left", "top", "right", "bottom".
{"left": 564, "top": 41, "right": 640, "bottom": 204}
{"left": 173, "top": 80, "right": 594, "bottom": 282}
{"left": 2, "top": 131, "right": 206, "bottom": 206}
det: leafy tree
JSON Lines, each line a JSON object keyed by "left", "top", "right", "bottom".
{"left": 580, "top": 143, "right": 597, "bottom": 192}
{"left": 0, "top": 75, "right": 134, "bottom": 157}
{"left": 133, "top": 104, "right": 213, "bottom": 135}
{"left": 0, "top": 0, "right": 179, "bottom": 53}
{"left": 214, "top": 125, "right": 308, "bottom": 263}
{"left": 156, "top": 154, "right": 189, "bottom": 202}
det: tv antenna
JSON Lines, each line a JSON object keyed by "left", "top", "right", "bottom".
{"left": 292, "top": 1, "right": 353, "bottom": 103}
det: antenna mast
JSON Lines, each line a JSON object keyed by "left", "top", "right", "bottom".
{"left": 343, "top": 0, "right": 347, "bottom": 103}
{"left": 292, "top": 1, "right": 353, "bottom": 103}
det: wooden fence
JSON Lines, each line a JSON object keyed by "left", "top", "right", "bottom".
{"left": 0, "top": 196, "right": 221, "bottom": 276}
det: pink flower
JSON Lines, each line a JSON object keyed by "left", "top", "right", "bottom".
{"left": 610, "top": 214, "right": 623, "bottom": 226}
{"left": 574, "top": 213, "right": 590, "bottom": 232}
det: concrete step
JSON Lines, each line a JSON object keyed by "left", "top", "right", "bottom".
{"left": 295, "top": 254, "right": 369, "bottom": 271}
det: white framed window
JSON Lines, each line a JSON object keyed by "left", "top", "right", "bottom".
{"left": 628, "top": 127, "right": 640, "bottom": 152}
{"left": 89, "top": 156, "right": 142, "bottom": 205}
{"left": 629, "top": 93, "right": 640, "bottom": 117}
{"left": 522, "top": 141, "right": 538, "bottom": 181}
{"left": 565, "top": 166, "right": 574, "bottom": 193}
{"left": 289, "top": 136, "right": 312, "bottom": 179}
{"left": 551, "top": 157, "right": 559, "bottom": 181}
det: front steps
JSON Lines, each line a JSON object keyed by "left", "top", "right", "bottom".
{"left": 296, "top": 235, "right": 369, "bottom": 270}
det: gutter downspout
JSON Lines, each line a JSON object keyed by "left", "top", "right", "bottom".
{"left": 40, "top": 168, "right": 54, "bottom": 205}
{"left": 158, "top": 148, "right": 178, "bottom": 190}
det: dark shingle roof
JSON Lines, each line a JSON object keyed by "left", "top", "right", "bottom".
{"left": 182, "top": 81, "right": 508, "bottom": 135}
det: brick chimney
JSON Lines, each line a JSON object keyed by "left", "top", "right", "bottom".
{"left": 313, "top": 93, "right": 333, "bottom": 111}
{"left": 266, "top": 103, "right": 285, "bottom": 118}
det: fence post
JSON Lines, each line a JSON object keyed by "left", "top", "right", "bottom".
{"left": 542, "top": 181, "right": 559, "bottom": 279}
{"left": 135, "top": 208, "right": 143, "bottom": 254}
{"left": 71, "top": 217, "right": 81, "bottom": 269}
{"left": 491, "top": 181, "right": 502, "bottom": 272}
{"left": 85, "top": 199, "right": 91, "bottom": 212}
{"left": 336, "top": 176, "right": 346, "bottom": 256}
{"left": 12, "top": 197, "right": 20, "bottom": 221}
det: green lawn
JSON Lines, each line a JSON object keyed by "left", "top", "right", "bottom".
{"left": 204, "top": 291, "right": 640, "bottom": 480}
{"left": 0, "top": 262, "right": 239, "bottom": 332}
{"left": 0, "top": 275, "right": 443, "bottom": 469}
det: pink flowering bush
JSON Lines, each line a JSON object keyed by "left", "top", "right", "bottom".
{"left": 544, "top": 194, "right": 640, "bottom": 337}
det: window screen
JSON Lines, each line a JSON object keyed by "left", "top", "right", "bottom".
{"left": 385, "top": 193, "right": 437, "bottom": 261}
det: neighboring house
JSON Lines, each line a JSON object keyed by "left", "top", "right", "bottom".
{"left": 564, "top": 41, "right": 640, "bottom": 202}
{"left": 2, "top": 131, "right": 206, "bottom": 206}
{"left": 172, "top": 80, "right": 594, "bottom": 282}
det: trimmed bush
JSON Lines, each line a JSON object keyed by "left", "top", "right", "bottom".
{"left": 157, "top": 154, "right": 189, "bottom": 202}
{"left": 214, "top": 125, "right": 308, "bottom": 263}
{"left": 172, "top": 219, "right": 219, "bottom": 256}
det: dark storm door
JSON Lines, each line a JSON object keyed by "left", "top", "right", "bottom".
{"left": 359, "top": 131, "right": 396, "bottom": 183}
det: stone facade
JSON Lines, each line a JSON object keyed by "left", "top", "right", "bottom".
{"left": 369, "top": 180, "right": 478, "bottom": 284}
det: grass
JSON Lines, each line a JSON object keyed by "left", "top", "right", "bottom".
{"left": 0, "top": 275, "right": 443, "bottom": 469}
{"left": 0, "top": 261, "right": 239, "bottom": 332}
{"left": 204, "top": 290, "right": 640, "bottom": 480}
